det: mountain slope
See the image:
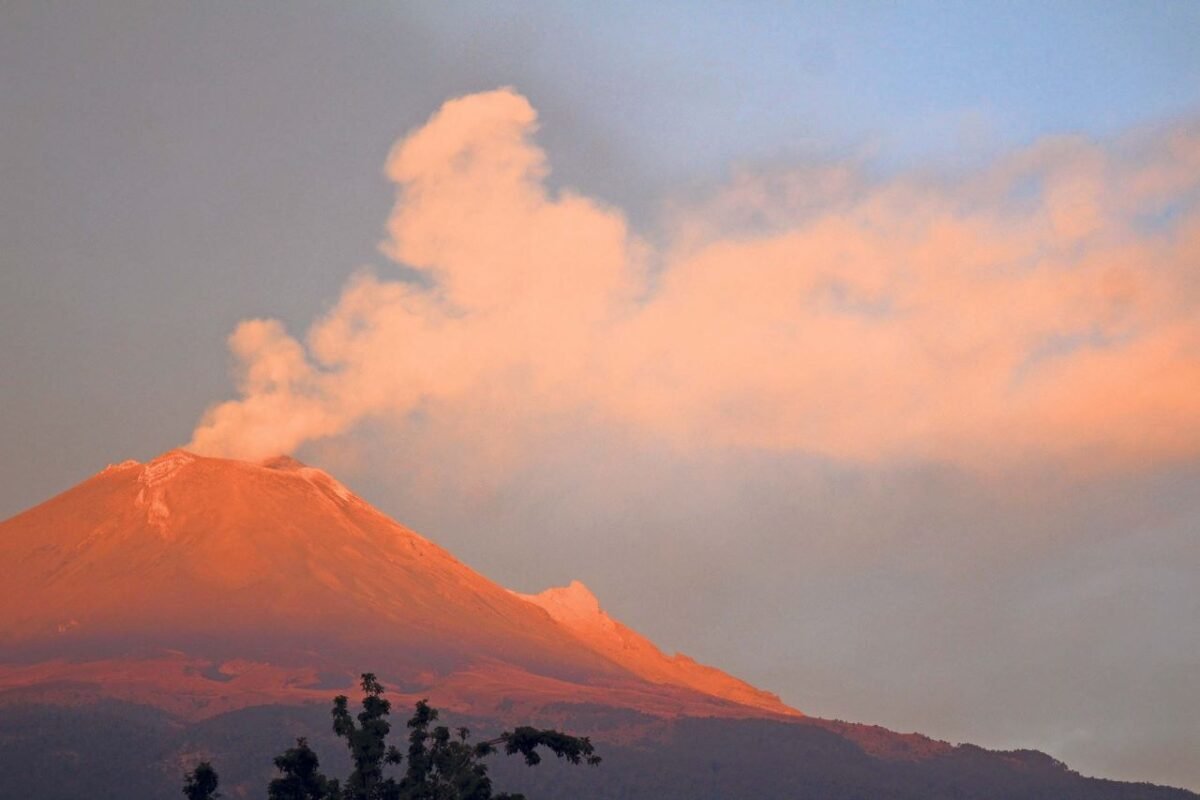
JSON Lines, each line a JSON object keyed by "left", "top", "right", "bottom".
{"left": 517, "top": 581, "right": 792, "bottom": 715}
{"left": 0, "top": 449, "right": 796, "bottom": 720}
{"left": 2, "top": 449, "right": 1195, "bottom": 799}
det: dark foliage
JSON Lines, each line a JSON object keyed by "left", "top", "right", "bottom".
{"left": 182, "top": 762, "right": 220, "bottom": 800}
{"left": 325, "top": 673, "right": 600, "bottom": 800}
{"left": 332, "top": 673, "right": 396, "bottom": 799}
{"left": 180, "top": 673, "right": 601, "bottom": 800}
{"left": 500, "top": 727, "right": 603, "bottom": 768}
{"left": 268, "top": 738, "right": 338, "bottom": 800}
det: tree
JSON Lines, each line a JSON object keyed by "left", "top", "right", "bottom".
{"left": 187, "top": 672, "right": 599, "bottom": 800}
{"left": 388, "top": 700, "right": 600, "bottom": 800}
{"left": 323, "top": 672, "right": 598, "bottom": 799}
{"left": 331, "top": 673, "right": 401, "bottom": 800}
{"left": 182, "top": 761, "right": 220, "bottom": 800}
{"left": 268, "top": 738, "right": 339, "bottom": 800}
{"left": 326, "top": 676, "right": 597, "bottom": 800}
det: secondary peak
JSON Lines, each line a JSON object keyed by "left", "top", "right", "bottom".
{"left": 521, "top": 580, "right": 603, "bottom": 622}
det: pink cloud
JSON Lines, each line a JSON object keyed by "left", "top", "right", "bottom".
{"left": 189, "top": 89, "right": 1200, "bottom": 470}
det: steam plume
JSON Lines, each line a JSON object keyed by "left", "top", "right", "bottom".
{"left": 190, "top": 89, "right": 1200, "bottom": 469}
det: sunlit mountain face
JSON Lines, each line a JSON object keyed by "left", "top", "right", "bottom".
{"left": 1, "top": 452, "right": 1195, "bottom": 799}
{"left": 0, "top": 450, "right": 795, "bottom": 721}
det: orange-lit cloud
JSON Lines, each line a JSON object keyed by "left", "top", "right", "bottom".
{"left": 189, "top": 89, "right": 1200, "bottom": 469}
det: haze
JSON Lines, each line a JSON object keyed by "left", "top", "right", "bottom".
{"left": 2, "top": 2, "right": 1198, "bottom": 790}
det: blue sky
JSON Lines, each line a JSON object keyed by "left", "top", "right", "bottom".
{"left": 405, "top": 1, "right": 1200, "bottom": 176}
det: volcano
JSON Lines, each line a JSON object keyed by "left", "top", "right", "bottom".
{"left": 0, "top": 450, "right": 1194, "bottom": 799}
{"left": 0, "top": 449, "right": 793, "bottom": 721}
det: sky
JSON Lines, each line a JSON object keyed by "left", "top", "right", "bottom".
{"left": 2, "top": 0, "right": 1199, "bottom": 790}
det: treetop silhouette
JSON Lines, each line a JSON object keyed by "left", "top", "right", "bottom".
{"left": 185, "top": 672, "right": 600, "bottom": 800}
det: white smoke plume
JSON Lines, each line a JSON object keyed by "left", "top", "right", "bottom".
{"left": 190, "top": 88, "right": 1200, "bottom": 470}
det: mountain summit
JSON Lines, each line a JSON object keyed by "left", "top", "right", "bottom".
{"left": 2, "top": 450, "right": 1196, "bottom": 800}
{"left": 0, "top": 449, "right": 795, "bottom": 719}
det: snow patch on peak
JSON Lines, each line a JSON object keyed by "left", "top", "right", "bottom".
{"left": 142, "top": 450, "right": 197, "bottom": 484}
{"left": 101, "top": 459, "right": 141, "bottom": 475}
{"left": 135, "top": 450, "right": 196, "bottom": 536}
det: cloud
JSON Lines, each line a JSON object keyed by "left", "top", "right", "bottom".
{"left": 189, "top": 89, "right": 1200, "bottom": 470}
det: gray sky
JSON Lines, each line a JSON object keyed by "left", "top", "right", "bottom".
{"left": 2, "top": 2, "right": 1199, "bottom": 790}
